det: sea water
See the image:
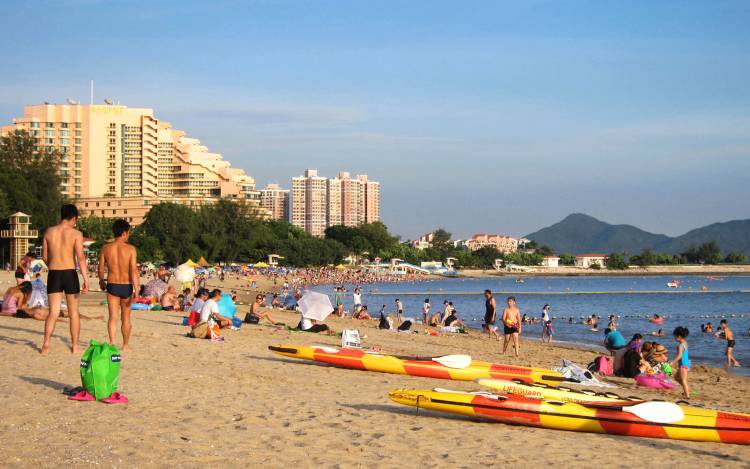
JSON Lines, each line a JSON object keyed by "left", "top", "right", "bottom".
{"left": 314, "top": 275, "right": 750, "bottom": 376}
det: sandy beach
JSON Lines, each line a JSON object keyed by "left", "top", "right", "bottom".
{"left": 1, "top": 271, "right": 749, "bottom": 468}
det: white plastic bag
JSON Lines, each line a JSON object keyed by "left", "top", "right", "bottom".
{"left": 341, "top": 329, "right": 361, "bottom": 348}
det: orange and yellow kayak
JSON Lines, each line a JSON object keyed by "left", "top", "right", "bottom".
{"left": 389, "top": 389, "right": 750, "bottom": 444}
{"left": 268, "top": 344, "right": 571, "bottom": 386}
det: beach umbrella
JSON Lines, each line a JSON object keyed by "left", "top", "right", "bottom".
{"left": 173, "top": 263, "right": 196, "bottom": 283}
{"left": 335, "top": 264, "right": 346, "bottom": 270}
{"left": 144, "top": 278, "right": 168, "bottom": 298}
{"left": 298, "top": 291, "right": 334, "bottom": 321}
{"left": 255, "top": 261, "right": 269, "bottom": 268}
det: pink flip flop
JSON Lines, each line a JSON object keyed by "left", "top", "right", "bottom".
{"left": 68, "top": 390, "right": 95, "bottom": 401}
{"left": 101, "top": 392, "right": 129, "bottom": 404}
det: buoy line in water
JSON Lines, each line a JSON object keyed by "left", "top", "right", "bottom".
{"left": 366, "top": 290, "right": 750, "bottom": 296}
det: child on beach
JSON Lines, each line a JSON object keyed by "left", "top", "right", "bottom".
{"left": 670, "top": 327, "right": 691, "bottom": 398}
{"left": 542, "top": 318, "right": 555, "bottom": 344}
{"left": 719, "top": 319, "right": 741, "bottom": 367}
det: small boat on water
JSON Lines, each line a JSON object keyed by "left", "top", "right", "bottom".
{"left": 667, "top": 280, "right": 681, "bottom": 288}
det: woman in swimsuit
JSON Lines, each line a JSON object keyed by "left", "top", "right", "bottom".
{"left": 1, "top": 282, "right": 48, "bottom": 320}
{"left": 670, "top": 326, "right": 691, "bottom": 399}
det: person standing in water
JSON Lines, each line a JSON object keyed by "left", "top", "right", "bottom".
{"left": 483, "top": 290, "right": 500, "bottom": 340}
{"left": 719, "top": 319, "right": 741, "bottom": 367}
{"left": 422, "top": 298, "right": 430, "bottom": 325}
{"left": 98, "top": 219, "right": 139, "bottom": 352}
{"left": 541, "top": 304, "right": 551, "bottom": 340}
{"left": 40, "top": 204, "right": 89, "bottom": 355}
{"left": 502, "top": 296, "right": 521, "bottom": 357}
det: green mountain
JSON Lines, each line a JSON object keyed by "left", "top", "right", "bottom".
{"left": 661, "top": 219, "right": 750, "bottom": 256}
{"left": 526, "top": 213, "right": 750, "bottom": 256}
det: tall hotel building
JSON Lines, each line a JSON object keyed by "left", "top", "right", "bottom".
{"left": 291, "top": 169, "right": 380, "bottom": 236}
{"left": 1, "top": 102, "right": 264, "bottom": 224}
{"left": 260, "top": 183, "right": 290, "bottom": 221}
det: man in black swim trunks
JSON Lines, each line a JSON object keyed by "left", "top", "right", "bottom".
{"left": 483, "top": 290, "right": 500, "bottom": 340}
{"left": 98, "top": 219, "right": 139, "bottom": 352}
{"left": 719, "top": 319, "right": 741, "bottom": 367}
{"left": 41, "top": 204, "right": 89, "bottom": 355}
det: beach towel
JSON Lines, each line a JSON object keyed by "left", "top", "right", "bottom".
{"left": 555, "top": 359, "right": 616, "bottom": 387}
{"left": 28, "top": 279, "right": 49, "bottom": 308}
{"left": 80, "top": 341, "right": 122, "bottom": 401}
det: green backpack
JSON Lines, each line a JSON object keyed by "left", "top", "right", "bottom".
{"left": 80, "top": 340, "right": 122, "bottom": 400}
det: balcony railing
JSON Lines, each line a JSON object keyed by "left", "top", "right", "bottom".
{"left": 1, "top": 229, "right": 39, "bottom": 238}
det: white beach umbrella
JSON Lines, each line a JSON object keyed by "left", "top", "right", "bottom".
{"left": 298, "top": 291, "right": 334, "bottom": 321}
{"left": 173, "top": 263, "right": 196, "bottom": 283}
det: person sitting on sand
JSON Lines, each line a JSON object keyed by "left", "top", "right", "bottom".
{"left": 245, "top": 294, "right": 279, "bottom": 325}
{"left": 200, "top": 289, "right": 232, "bottom": 329}
{"left": 271, "top": 293, "right": 281, "bottom": 309}
{"left": 441, "top": 307, "right": 465, "bottom": 329}
{"left": 297, "top": 310, "right": 332, "bottom": 334}
{"left": 1, "top": 282, "right": 48, "bottom": 320}
{"left": 160, "top": 286, "right": 178, "bottom": 311}
{"left": 603, "top": 328, "right": 626, "bottom": 352}
{"left": 356, "top": 305, "right": 372, "bottom": 320}
{"left": 180, "top": 288, "right": 192, "bottom": 311}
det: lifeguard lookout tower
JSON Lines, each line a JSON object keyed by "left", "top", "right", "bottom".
{"left": 1, "top": 212, "right": 38, "bottom": 269}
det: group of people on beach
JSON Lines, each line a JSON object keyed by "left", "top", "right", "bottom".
{"left": 0, "top": 205, "right": 138, "bottom": 354}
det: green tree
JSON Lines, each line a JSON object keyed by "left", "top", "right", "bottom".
{"left": 431, "top": 228, "right": 452, "bottom": 246}
{"left": 0, "top": 129, "right": 65, "bottom": 229}
{"left": 605, "top": 252, "right": 628, "bottom": 270}
{"left": 724, "top": 252, "right": 748, "bottom": 264}
{"left": 559, "top": 253, "right": 576, "bottom": 266}
{"left": 77, "top": 216, "right": 115, "bottom": 242}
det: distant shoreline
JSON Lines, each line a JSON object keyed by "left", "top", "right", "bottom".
{"left": 457, "top": 264, "right": 750, "bottom": 278}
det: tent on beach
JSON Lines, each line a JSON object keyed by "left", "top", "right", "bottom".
{"left": 184, "top": 259, "right": 198, "bottom": 267}
{"left": 197, "top": 257, "right": 209, "bottom": 267}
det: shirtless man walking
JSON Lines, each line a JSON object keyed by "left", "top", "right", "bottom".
{"left": 98, "top": 219, "right": 138, "bottom": 352}
{"left": 501, "top": 296, "right": 522, "bottom": 357}
{"left": 40, "top": 204, "right": 89, "bottom": 355}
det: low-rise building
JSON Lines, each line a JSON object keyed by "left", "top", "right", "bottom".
{"left": 465, "top": 234, "right": 519, "bottom": 253}
{"left": 575, "top": 254, "right": 607, "bottom": 268}
{"left": 541, "top": 256, "right": 560, "bottom": 268}
{"left": 410, "top": 232, "right": 435, "bottom": 250}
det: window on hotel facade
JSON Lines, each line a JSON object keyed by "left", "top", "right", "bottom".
{"left": 75, "top": 138, "right": 81, "bottom": 144}
{"left": 45, "top": 129, "right": 54, "bottom": 137}
{"left": 109, "top": 123, "right": 115, "bottom": 128}
{"left": 30, "top": 122, "right": 39, "bottom": 128}
{"left": 46, "top": 122, "right": 54, "bottom": 128}
{"left": 61, "top": 123, "right": 68, "bottom": 128}
{"left": 76, "top": 122, "right": 81, "bottom": 129}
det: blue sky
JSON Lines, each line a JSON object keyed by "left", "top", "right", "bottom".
{"left": 1, "top": 0, "right": 749, "bottom": 239}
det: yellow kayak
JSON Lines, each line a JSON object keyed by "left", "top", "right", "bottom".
{"left": 475, "top": 378, "right": 641, "bottom": 404}
{"left": 389, "top": 389, "right": 750, "bottom": 444}
{"left": 269, "top": 344, "right": 572, "bottom": 386}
